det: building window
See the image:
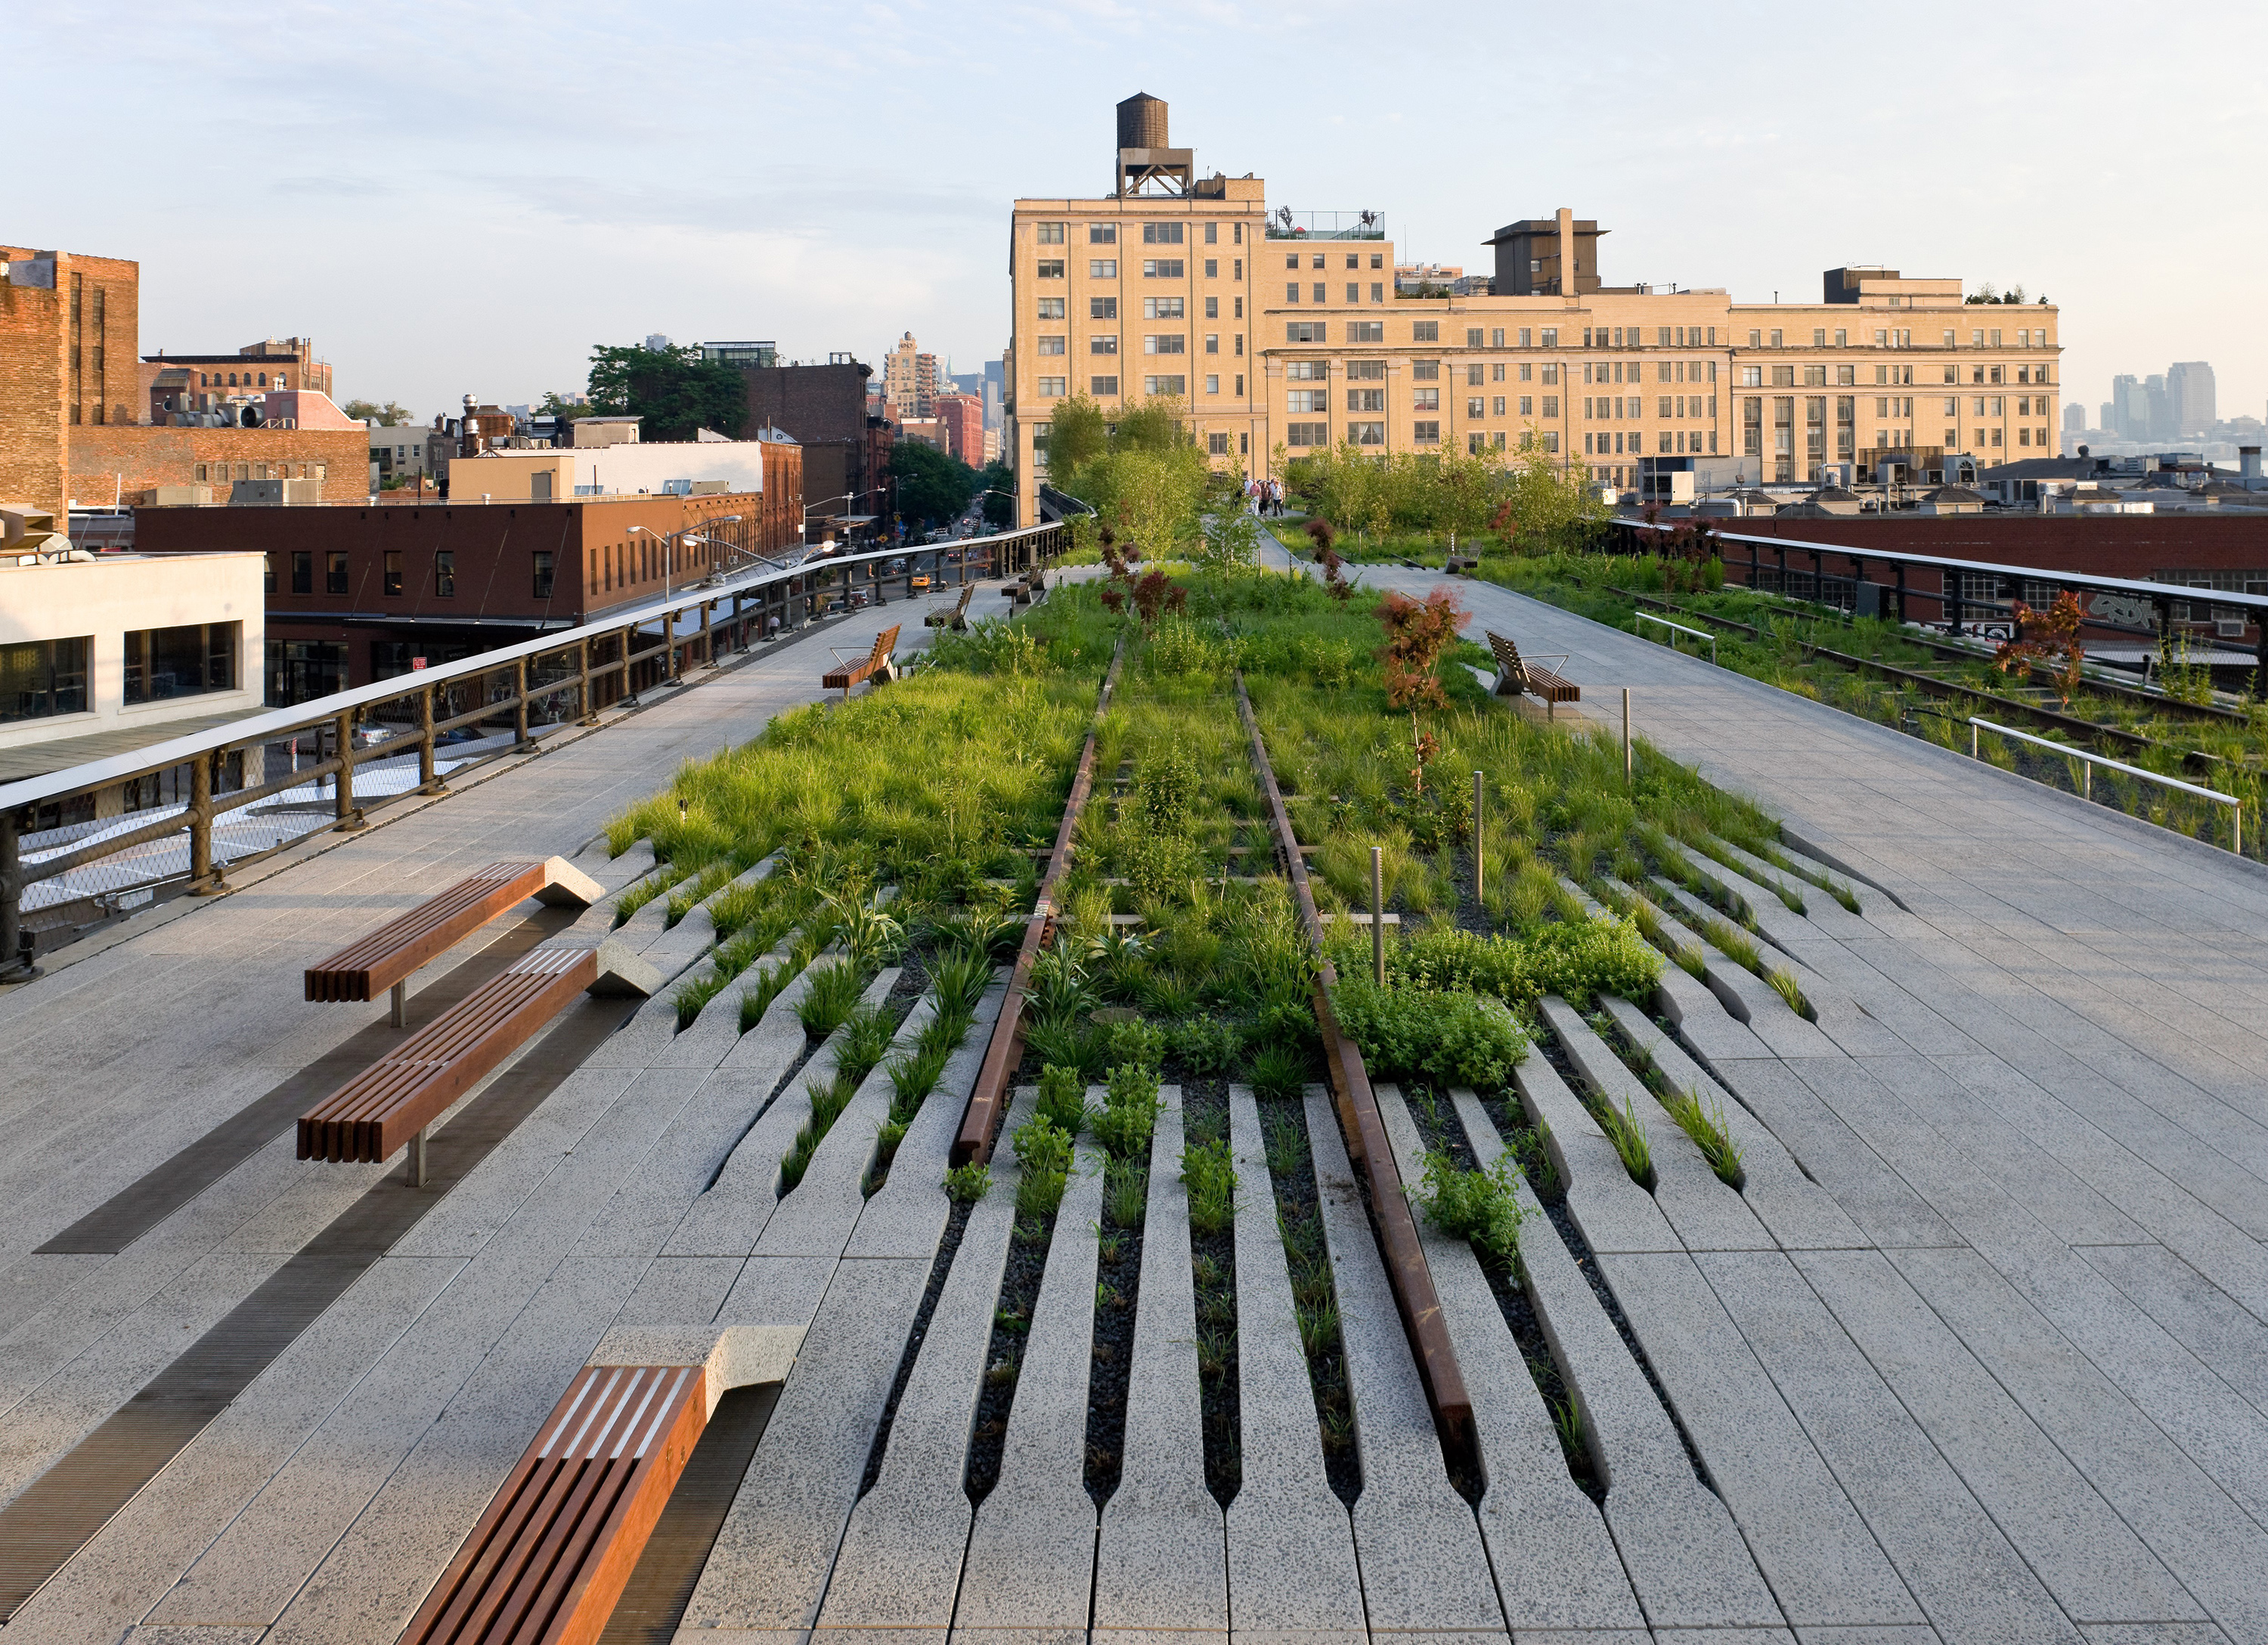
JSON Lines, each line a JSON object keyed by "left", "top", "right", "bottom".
{"left": 1412, "top": 421, "right": 1440, "bottom": 444}
{"left": 1346, "top": 360, "right": 1384, "bottom": 382}
{"left": 290, "top": 551, "right": 313, "bottom": 593}
{"left": 1287, "top": 360, "right": 1327, "bottom": 381}
{"left": 1142, "top": 296, "right": 1185, "bottom": 319}
{"left": 1411, "top": 361, "right": 1439, "bottom": 382}
{"left": 123, "top": 621, "right": 238, "bottom": 705}
{"left": 1541, "top": 396, "right": 1558, "bottom": 417}
{"left": 1289, "top": 389, "right": 1329, "bottom": 414}
{"left": 1036, "top": 376, "right": 1067, "bottom": 396}
{"left": 1466, "top": 396, "right": 1485, "bottom": 417}
{"left": 1143, "top": 375, "right": 1186, "bottom": 396}
{"left": 1037, "top": 259, "right": 1064, "bottom": 278}
{"left": 1346, "top": 283, "right": 1359, "bottom": 303}
{"left": 0, "top": 637, "right": 91, "bottom": 722}
{"left": 534, "top": 550, "right": 555, "bottom": 599}
{"left": 1091, "top": 296, "right": 1118, "bottom": 319}
{"left": 435, "top": 550, "right": 457, "bottom": 597}
{"left": 1286, "top": 321, "right": 1325, "bottom": 342}
{"left": 1092, "top": 376, "right": 1119, "bottom": 397}
{"left": 1208, "top": 431, "right": 1230, "bottom": 454}
{"left": 384, "top": 550, "right": 403, "bottom": 595}
{"left": 1205, "top": 334, "right": 1219, "bottom": 353}
{"left": 1235, "top": 375, "right": 1244, "bottom": 396}
{"left": 1287, "top": 283, "right": 1301, "bottom": 303}
{"left": 1089, "top": 224, "right": 1117, "bottom": 243}
{"left": 1092, "top": 334, "right": 1119, "bottom": 354}
{"left": 1142, "top": 222, "right": 1184, "bottom": 243}
{"left": 1205, "top": 373, "right": 1220, "bottom": 394}
{"left": 1144, "top": 334, "right": 1185, "bottom": 355}
{"left": 1037, "top": 336, "right": 1066, "bottom": 355}
{"left": 1346, "top": 389, "right": 1385, "bottom": 412}
{"left": 1286, "top": 422, "right": 1328, "bottom": 447}
{"left": 1312, "top": 283, "right": 1325, "bottom": 302}
{"left": 1346, "top": 321, "right": 1383, "bottom": 344}
{"left": 1413, "top": 388, "right": 1439, "bottom": 411}
{"left": 1089, "top": 259, "right": 1117, "bottom": 278}
{"left": 1204, "top": 296, "right": 1219, "bottom": 318}
{"left": 1467, "top": 364, "right": 1485, "bottom": 387}
{"left": 1036, "top": 297, "right": 1065, "bottom": 320}
{"left": 1143, "top": 259, "right": 1185, "bottom": 278}
{"left": 1036, "top": 222, "right": 1066, "bottom": 243}
{"left": 327, "top": 551, "right": 349, "bottom": 594}
{"left": 1412, "top": 321, "right": 1439, "bottom": 342}
{"left": 1519, "top": 396, "right": 1532, "bottom": 416}
{"left": 1347, "top": 421, "right": 1385, "bottom": 446}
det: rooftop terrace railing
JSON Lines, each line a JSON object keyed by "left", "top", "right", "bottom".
{"left": 0, "top": 522, "right": 1067, "bottom": 980}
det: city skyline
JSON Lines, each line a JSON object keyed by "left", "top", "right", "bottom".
{"left": 8, "top": 2, "right": 2264, "bottom": 427}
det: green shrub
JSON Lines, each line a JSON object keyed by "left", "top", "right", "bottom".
{"left": 835, "top": 1003, "right": 897, "bottom": 1086}
{"left": 1250, "top": 1042, "right": 1309, "bottom": 1102}
{"left": 1414, "top": 1148, "right": 1529, "bottom": 1262}
{"left": 886, "top": 1044, "right": 951, "bottom": 1123}
{"left": 1368, "top": 915, "right": 1659, "bottom": 1007}
{"left": 1171, "top": 1015, "right": 1241, "bottom": 1074}
{"left": 931, "top": 951, "right": 995, "bottom": 1016}
{"left": 1012, "top": 1114, "right": 1074, "bottom": 1218}
{"left": 798, "top": 961, "right": 866, "bottom": 1039}
{"left": 1092, "top": 1063, "right": 1163, "bottom": 1160}
{"left": 944, "top": 1161, "right": 991, "bottom": 1203}
{"left": 1027, "top": 946, "right": 1092, "bottom": 1018}
{"left": 919, "top": 1002, "right": 975, "bottom": 1060}
{"left": 1026, "top": 1012, "right": 1105, "bottom": 1081}
{"left": 1660, "top": 1083, "right": 1743, "bottom": 1188}
{"left": 1181, "top": 1136, "right": 1238, "bottom": 1235}
{"left": 1594, "top": 1094, "right": 1654, "bottom": 1188}
{"left": 1332, "top": 977, "right": 1527, "bottom": 1089}
{"left": 1135, "top": 740, "right": 1202, "bottom": 832}
{"left": 1520, "top": 915, "right": 1662, "bottom": 1005}
{"left": 1036, "top": 1064, "right": 1089, "bottom": 1133}
{"left": 1101, "top": 1014, "right": 1167, "bottom": 1072}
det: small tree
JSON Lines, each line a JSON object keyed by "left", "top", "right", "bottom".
{"left": 1376, "top": 588, "right": 1470, "bottom": 709}
{"left": 1995, "top": 589, "right": 2087, "bottom": 706}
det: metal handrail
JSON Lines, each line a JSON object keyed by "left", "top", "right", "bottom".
{"left": 1634, "top": 610, "right": 1717, "bottom": 664}
{"left": 1968, "top": 716, "right": 2244, "bottom": 854}
{"left": 0, "top": 522, "right": 1068, "bottom": 974}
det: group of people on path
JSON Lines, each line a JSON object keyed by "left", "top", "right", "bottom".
{"left": 1242, "top": 476, "right": 1287, "bottom": 516}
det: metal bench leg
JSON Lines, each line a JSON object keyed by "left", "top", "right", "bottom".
{"left": 407, "top": 1127, "right": 427, "bottom": 1188}
{"left": 391, "top": 980, "right": 407, "bottom": 1028}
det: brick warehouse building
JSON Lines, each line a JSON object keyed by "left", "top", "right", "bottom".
{"left": 2, "top": 243, "right": 363, "bottom": 515}
{"left": 133, "top": 482, "right": 791, "bottom": 703}
{"left": 933, "top": 391, "right": 985, "bottom": 465}
{"left": 737, "top": 358, "right": 894, "bottom": 534}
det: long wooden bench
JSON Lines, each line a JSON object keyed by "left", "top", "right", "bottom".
{"left": 821, "top": 624, "right": 900, "bottom": 701}
{"left": 305, "top": 857, "right": 602, "bottom": 1025}
{"left": 1486, "top": 630, "right": 1582, "bottom": 718}
{"left": 299, "top": 939, "right": 655, "bottom": 1183}
{"left": 398, "top": 1363, "right": 707, "bottom": 1645}
{"left": 925, "top": 583, "right": 975, "bottom": 631}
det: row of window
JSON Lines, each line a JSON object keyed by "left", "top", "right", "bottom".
{"left": 194, "top": 461, "right": 330, "bottom": 484}
{"left": 196, "top": 370, "right": 288, "bottom": 389}
{"left": 1286, "top": 251, "right": 1388, "bottom": 271}
{"left": 1587, "top": 431, "right": 1721, "bottom": 456}
{"left": 1038, "top": 296, "right": 1245, "bottom": 321}
{"left": 268, "top": 550, "right": 559, "bottom": 602}
{"left": 1585, "top": 360, "right": 1718, "bottom": 384}
{"left": 1033, "top": 374, "right": 1246, "bottom": 399}
{"left": 1736, "top": 362, "right": 2050, "bottom": 387}
{"left": 1744, "top": 325, "right": 2050, "bottom": 349}
{"left": 1281, "top": 422, "right": 1564, "bottom": 454}
{"left": 1036, "top": 257, "right": 1249, "bottom": 281}
{"left": 1035, "top": 333, "right": 1247, "bottom": 358}
{"left": 0, "top": 624, "right": 240, "bottom": 723}
{"left": 1583, "top": 395, "right": 1718, "bottom": 420}
{"left": 1257, "top": 319, "right": 2055, "bottom": 364}
{"left": 1033, "top": 220, "right": 1246, "bottom": 246}
{"left": 1287, "top": 283, "right": 1389, "bottom": 304}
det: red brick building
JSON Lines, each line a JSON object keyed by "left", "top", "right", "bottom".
{"left": 932, "top": 392, "right": 984, "bottom": 465}
{"left": 736, "top": 358, "right": 894, "bottom": 534}
{"left": 135, "top": 490, "right": 776, "bottom": 702}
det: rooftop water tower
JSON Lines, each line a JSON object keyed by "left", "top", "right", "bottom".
{"left": 1115, "top": 92, "right": 1191, "bottom": 196}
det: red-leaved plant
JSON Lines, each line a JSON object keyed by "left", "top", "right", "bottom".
{"left": 1376, "top": 588, "right": 1470, "bottom": 709}
{"left": 1995, "top": 588, "right": 2087, "bottom": 706}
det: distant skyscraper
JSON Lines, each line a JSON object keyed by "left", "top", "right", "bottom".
{"left": 2063, "top": 403, "right": 2087, "bottom": 433}
{"left": 883, "top": 331, "right": 939, "bottom": 418}
{"left": 2111, "top": 375, "right": 2144, "bottom": 440}
{"left": 2166, "top": 361, "right": 2215, "bottom": 436}
{"left": 2146, "top": 373, "right": 2172, "bottom": 442}
{"left": 2099, "top": 401, "right": 2115, "bottom": 432}
{"left": 644, "top": 333, "right": 674, "bottom": 352}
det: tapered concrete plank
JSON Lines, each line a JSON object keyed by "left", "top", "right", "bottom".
{"left": 1303, "top": 1090, "right": 1505, "bottom": 1639}
{"left": 1648, "top": 954, "right": 1774, "bottom": 1065}
{"left": 1223, "top": 1089, "right": 1366, "bottom": 1644}
{"left": 162, "top": 1254, "right": 646, "bottom": 1634}
{"left": 572, "top": 1062, "right": 791, "bottom": 1262}
{"left": 845, "top": 982, "right": 1008, "bottom": 1261}
{"left": 2078, "top": 1244, "right": 2268, "bottom": 1420}
{"left": 678, "top": 1256, "right": 931, "bottom": 1632}
{"left": 2072, "top": 1627, "right": 2233, "bottom": 1643}
{"left": 816, "top": 1091, "right": 1033, "bottom": 1635}
{"left": 1382, "top": 1088, "right": 1644, "bottom": 1634}
{"left": 1598, "top": 998, "right": 1866, "bottom": 1250}
{"left": 1460, "top": 1097, "right": 1783, "bottom": 1631}
{"left": 1, "top": 1256, "right": 464, "bottom": 1645}
{"left": 758, "top": 996, "right": 937, "bottom": 1259}
{"left": 1512, "top": 1043, "right": 1682, "bottom": 1255}
{"left": 1541, "top": 999, "right": 1774, "bottom": 1252}
{"left": 1794, "top": 1249, "right": 2198, "bottom": 1629}
{"left": 952, "top": 1142, "right": 1105, "bottom": 1640}
{"left": 1716, "top": 1060, "right": 1962, "bottom": 1249}
{"left": 1603, "top": 1250, "right": 1921, "bottom": 1629}
{"left": 1095, "top": 1088, "right": 1228, "bottom": 1637}
{"left": 721, "top": 962, "right": 823, "bottom": 1071}
{"left": 1890, "top": 1248, "right": 2268, "bottom": 1645}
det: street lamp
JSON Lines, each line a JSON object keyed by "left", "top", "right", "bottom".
{"left": 628, "top": 517, "right": 739, "bottom": 597}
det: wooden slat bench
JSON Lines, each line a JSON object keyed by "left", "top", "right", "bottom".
{"left": 924, "top": 584, "right": 975, "bottom": 630}
{"left": 306, "top": 857, "right": 602, "bottom": 1025}
{"left": 398, "top": 1363, "right": 706, "bottom": 1645}
{"left": 299, "top": 940, "right": 655, "bottom": 1183}
{"left": 821, "top": 624, "right": 900, "bottom": 701}
{"left": 1486, "top": 629, "right": 1581, "bottom": 718}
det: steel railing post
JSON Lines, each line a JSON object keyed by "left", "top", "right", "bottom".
{"left": 419, "top": 684, "right": 443, "bottom": 794}
{"left": 618, "top": 626, "right": 638, "bottom": 708}
{"left": 699, "top": 599, "right": 713, "bottom": 667}
{"left": 513, "top": 658, "right": 531, "bottom": 749}
{"left": 578, "top": 640, "right": 596, "bottom": 724}
{"left": 663, "top": 611, "right": 677, "bottom": 683}
{"left": 333, "top": 710, "right": 363, "bottom": 829}
{"left": 0, "top": 809, "right": 35, "bottom": 983}
{"left": 189, "top": 751, "right": 222, "bottom": 893}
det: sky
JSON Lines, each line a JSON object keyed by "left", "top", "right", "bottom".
{"left": 15, "top": 0, "right": 2266, "bottom": 432}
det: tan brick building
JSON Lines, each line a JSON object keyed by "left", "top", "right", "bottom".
{"left": 1005, "top": 102, "right": 2063, "bottom": 517}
